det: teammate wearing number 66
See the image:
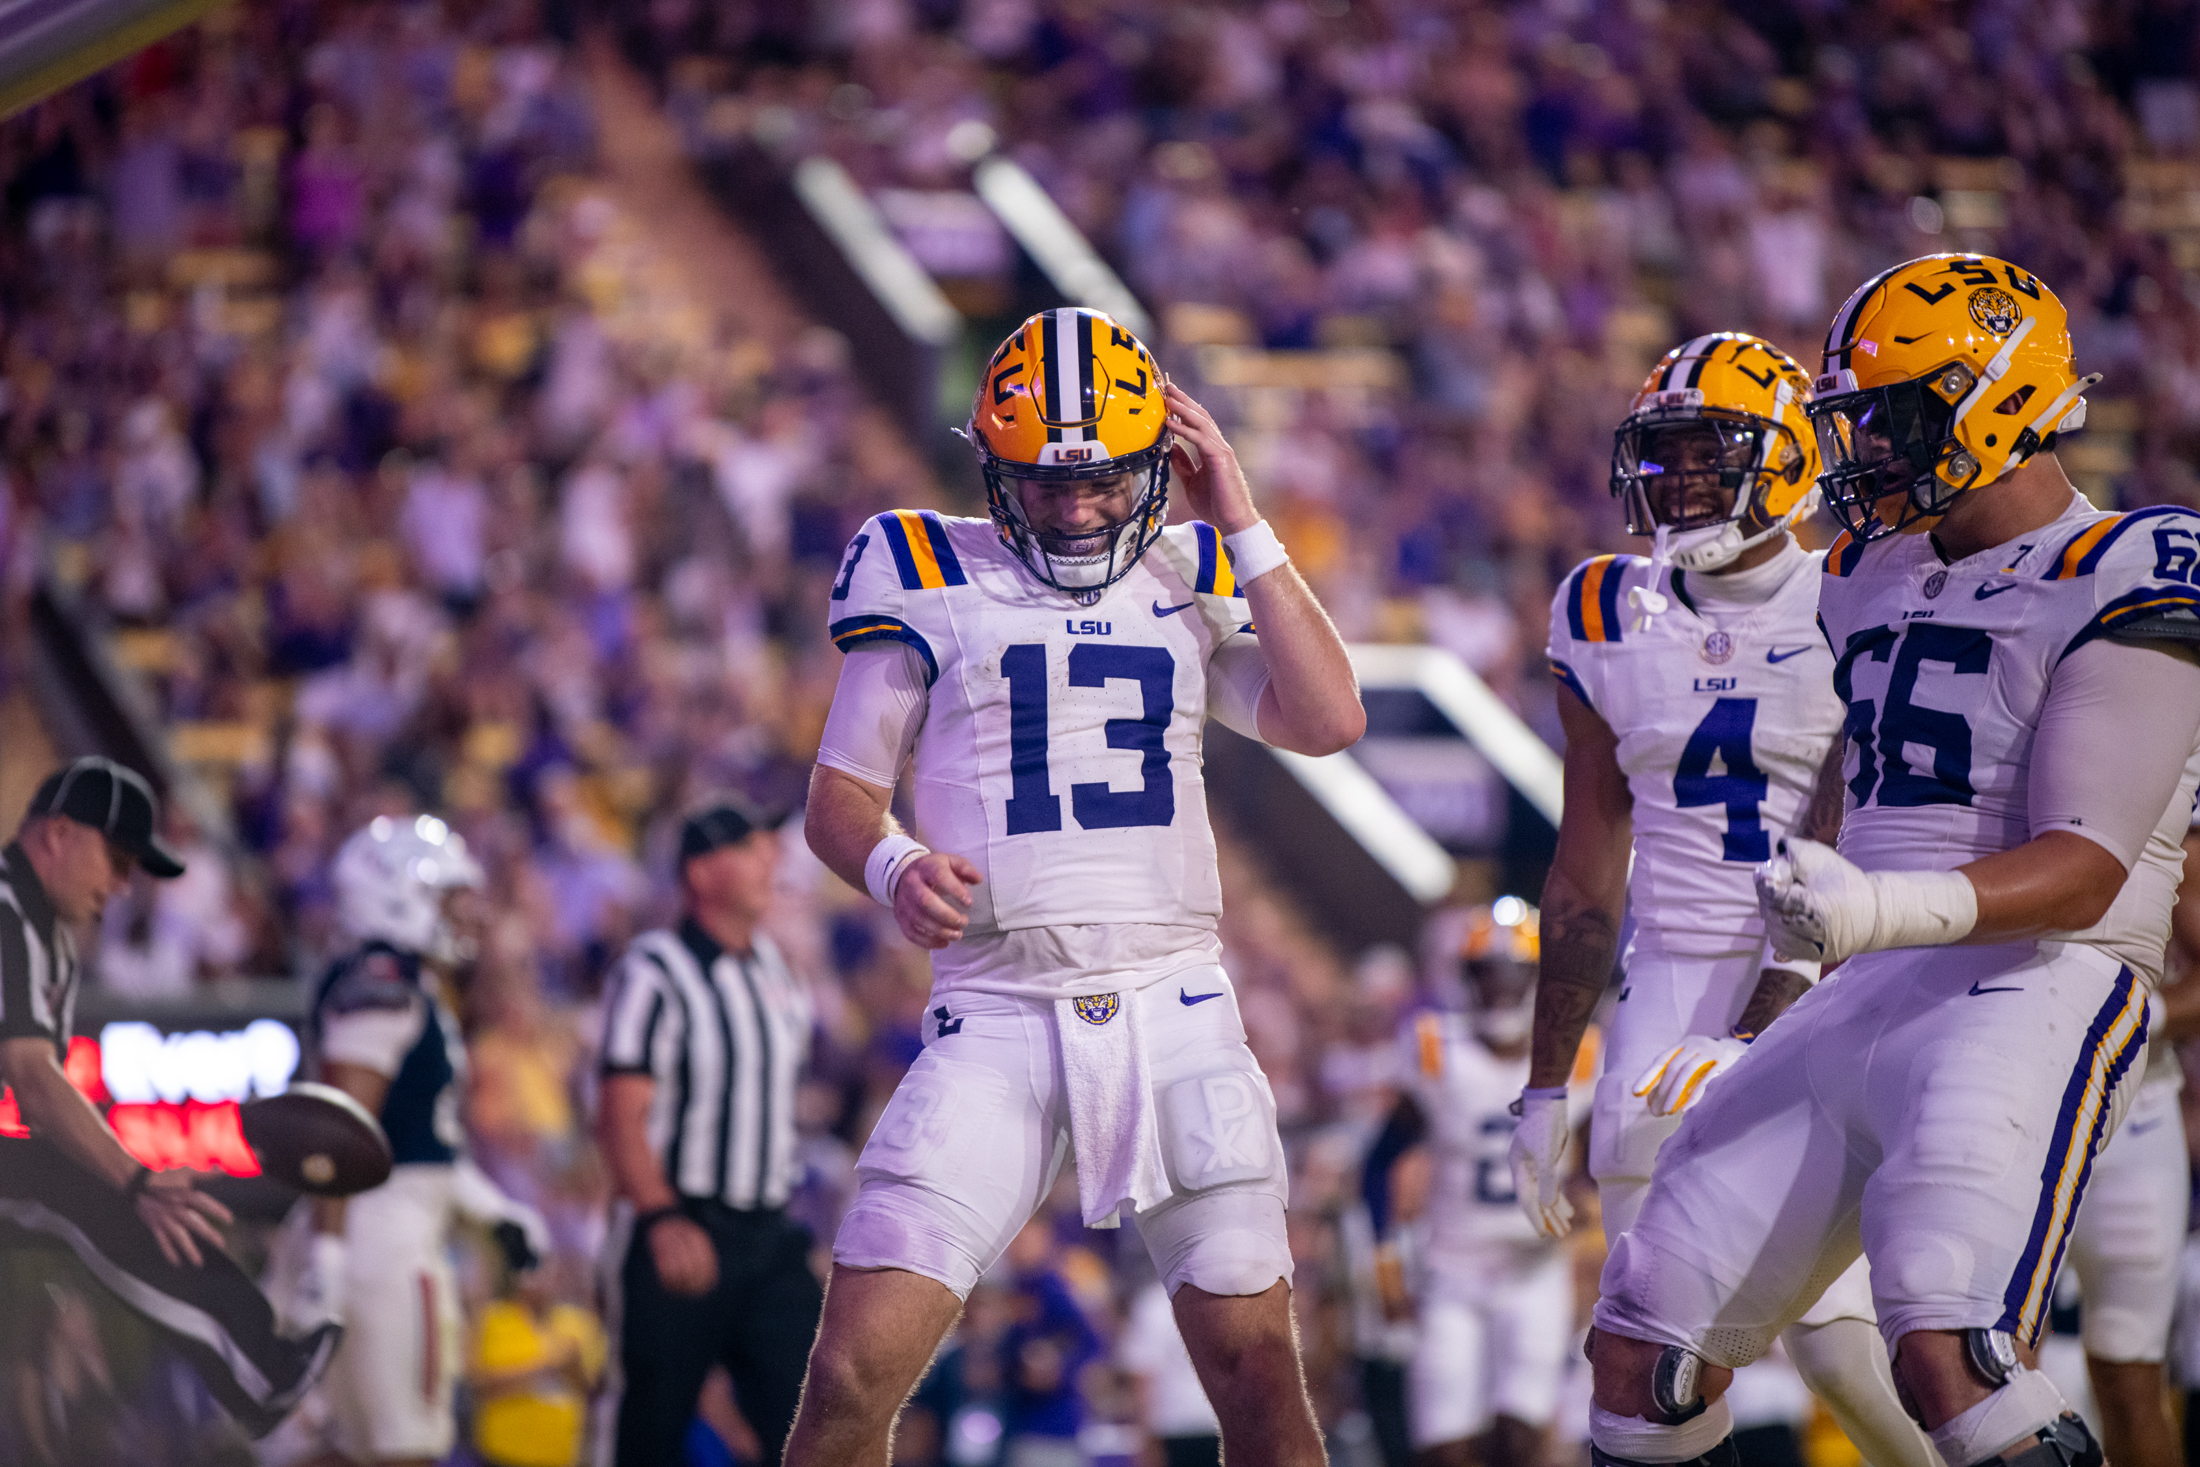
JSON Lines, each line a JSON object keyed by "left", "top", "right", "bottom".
{"left": 793, "top": 308, "right": 1363, "bottom": 1465}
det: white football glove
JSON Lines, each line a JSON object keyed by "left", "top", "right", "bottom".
{"left": 1632, "top": 1035, "right": 1750, "bottom": 1117}
{"left": 451, "top": 1156, "right": 553, "bottom": 1264}
{"left": 289, "top": 1232, "right": 348, "bottom": 1332}
{"left": 1755, "top": 838, "right": 1977, "bottom": 965}
{"left": 1507, "top": 1091, "right": 1574, "bottom": 1240}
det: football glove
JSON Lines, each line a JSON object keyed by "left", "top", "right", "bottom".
{"left": 1633, "top": 1034, "right": 1750, "bottom": 1117}
{"left": 289, "top": 1232, "right": 348, "bottom": 1332}
{"left": 1507, "top": 1090, "right": 1574, "bottom": 1240}
{"left": 1755, "top": 838, "right": 1978, "bottom": 965}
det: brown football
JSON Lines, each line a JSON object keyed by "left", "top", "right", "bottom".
{"left": 239, "top": 1083, "right": 393, "bottom": 1197}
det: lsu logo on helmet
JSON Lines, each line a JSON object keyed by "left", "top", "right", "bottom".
{"left": 1808, "top": 253, "right": 2100, "bottom": 543}
{"left": 965, "top": 308, "right": 1173, "bottom": 604}
{"left": 1610, "top": 332, "right": 1819, "bottom": 573}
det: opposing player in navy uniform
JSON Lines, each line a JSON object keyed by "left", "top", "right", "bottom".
{"left": 265, "top": 815, "right": 547, "bottom": 1467}
{"left": 1585, "top": 255, "right": 2200, "bottom": 1467}
{"left": 790, "top": 309, "right": 1366, "bottom": 1465}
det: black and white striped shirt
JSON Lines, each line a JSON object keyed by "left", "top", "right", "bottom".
{"left": 599, "top": 918, "right": 813, "bottom": 1211}
{"left": 0, "top": 842, "right": 77, "bottom": 1061}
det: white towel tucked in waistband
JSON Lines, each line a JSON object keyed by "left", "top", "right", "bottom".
{"left": 1055, "top": 990, "right": 1169, "bottom": 1228}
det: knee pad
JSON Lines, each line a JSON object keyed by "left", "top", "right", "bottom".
{"left": 1140, "top": 1187, "right": 1292, "bottom": 1298}
{"left": 833, "top": 1183, "right": 985, "bottom": 1299}
{"left": 1588, "top": 1401, "right": 1736, "bottom": 1466}
{"left": 1923, "top": 1367, "right": 2072, "bottom": 1467}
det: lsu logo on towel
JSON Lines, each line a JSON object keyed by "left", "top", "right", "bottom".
{"left": 1073, "top": 993, "right": 1121, "bottom": 1025}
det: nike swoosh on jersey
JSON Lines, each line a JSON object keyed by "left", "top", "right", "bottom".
{"left": 2129, "top": 1118, "right": 2165, "bottom": 1136}
{"left": 1766, "top": 646, "right": 1813, "bottom": 664}
{"left": 1180, "top": 989, "right": 1224, "bottom": 1006}
{"left": 1975, "top": 581, "right": 2019, "bottom": 600}
{"left": 1153, "top": 600, "right": 1197, "bottom": 617}
{"left": 1967, "top": 981, "right": 2022, "bottom": 995}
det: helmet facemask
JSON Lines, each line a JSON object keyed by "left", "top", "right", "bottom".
{"left": 979, "top": 441, "right": 1172, "bottom": 606}
{"left": 1806, "top": 364, "right": 1977, "bottom": 544}
{"left": 1611, "top": 407, "right": 1810, "bottom": 572}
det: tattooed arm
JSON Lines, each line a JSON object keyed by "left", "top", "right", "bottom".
{"left": 1529, "top": 687, "right": 1634, "bottom": 1090}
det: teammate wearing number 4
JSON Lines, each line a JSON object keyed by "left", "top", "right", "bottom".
{"left": 792, "top": 308, "right": 1364, "bottom": 1465}
{"left": 1584, "top": 254, "right": 2200, "bottom": 1467}
{"left": 1518, "top": 332, "right": 1935, "bottom": 1467}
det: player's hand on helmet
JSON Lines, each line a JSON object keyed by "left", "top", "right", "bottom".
{"left": 647, "top": 1213, "right": 719, "bottom": 1297}
{"left": 1507, "top": 1090, "right": 1574, "bottom": 1240}
{"left": 134, "top": 1168, "right": 234, "bottom": 1268}
{"left": 894, "top": 851, "right": 982, "bottom": 950}
{"left": 1755, "top": 837, "right": 1876, "bottom": 964}
{"left": 1632, "top": 1034, "right": 1750, "bottom": 1117}
{"left": 1162, "top": 383, "right": 1258, "bottom": 536}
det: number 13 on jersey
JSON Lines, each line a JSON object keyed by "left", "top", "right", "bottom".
{"left": 1000, "top": 642, "right": 1178, "bottom": 834}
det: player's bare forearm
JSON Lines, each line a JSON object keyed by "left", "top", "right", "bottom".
{"left": 597, "top": 1073, "right": 680, "bottom": 1212}
{"left": 1732, "top": 968, "right": 1812, "bottom": 1038}
{"left": 0, "top": 1039, "right": 142, "bottom": 1188}
{"left": 1799, "top": 737, "right": 1847, "bottom": 845}
{"left": 1530, "top": 880, "right": 1620, "bottom": 1089}
{"left": 1957, "top": 830, "right": 2128, "bottom": 942}
{"left": 806, "top": 763, "right": 900, "bottom": 892}
{"left": 1245, "top": 566, "right": 1365, "bottom": 756}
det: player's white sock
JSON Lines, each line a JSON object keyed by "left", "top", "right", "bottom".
{"left": 1589, "top": 1400, "right": 1734, "bottom": 1463}
{"left": 1925, "top": 1367, "right": 2066, "bottom": 1467}
{"left": 1783, "top": 1318, "right": 1937, "bottom": 1467}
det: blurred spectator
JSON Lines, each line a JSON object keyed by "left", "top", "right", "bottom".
{"left": 469, "top": 1254, "right": 608, "bottom": 1467}
{"left": 1118, "top": 1280, "right": 1221, "bottom": 1467}
{"left": 997, "top": 1220, "right": 1105, "bottom": 1467}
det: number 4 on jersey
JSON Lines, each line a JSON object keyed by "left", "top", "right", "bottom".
{"left": 1674, "top": 698, "right": 1770, "bottom": 862}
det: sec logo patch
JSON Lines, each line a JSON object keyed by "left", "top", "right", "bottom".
{"left": 1969, "top": 286, "right": 2021, "bottom": 337}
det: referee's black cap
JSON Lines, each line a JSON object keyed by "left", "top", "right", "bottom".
{"left": 28, "top": 757, "right": 186, "bottom": 878}
{"left": 678, "top": 796, "right": 786, "bottom": 866}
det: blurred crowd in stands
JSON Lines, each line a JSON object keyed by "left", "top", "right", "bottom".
{"left": 0, "top": 0, "right": 2196, "bottom": 1461}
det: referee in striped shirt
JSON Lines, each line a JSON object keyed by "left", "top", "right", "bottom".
{"left": 595, "top": 796, "right": 820, "bottom": 1467}
{"left": 0, "top": 757, "right": 335, "bottom": 1436}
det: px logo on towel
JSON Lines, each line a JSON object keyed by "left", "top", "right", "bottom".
{"left": 1072, "top": 993, "right": 1121, "bottom": 1025}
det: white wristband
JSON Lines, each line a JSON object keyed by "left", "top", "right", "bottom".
{"left": 863, "top": 834, "right": 930, "bottom": 908}
{"left": 1866, "top": 869, "right": 1978, "bottom": 952}
{"left": 1222, "top": 520, "right": 1289, "bottom": 584}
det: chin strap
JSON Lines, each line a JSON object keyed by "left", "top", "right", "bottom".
{"left": 1629, "top": 524, "right": 1674, "bottom": 631}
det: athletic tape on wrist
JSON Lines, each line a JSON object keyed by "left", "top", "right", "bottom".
{"left": 864, "top": 834, "right": 930, "bottom": 908}
{"left": 1866, "top": 868, "right": 1979, "bottom": 951}
{"left": 1223, "top": 520, "right": 1289, "bottom": 583}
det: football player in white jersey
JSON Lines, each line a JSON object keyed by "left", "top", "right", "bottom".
{"left": 789, "top": 308, "right": 1365, "bottom": 1466}
{"left": 1583, "top": 254, "right": 2200, "bottom": 1467}
{"left": 1513, "top": 332, "right": 1933, "bottom": 1467}
{"left": 1373, "top": 900, "right": 1585, "bottom": 1467}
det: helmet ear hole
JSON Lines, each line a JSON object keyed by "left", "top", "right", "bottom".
{"left": 1993, "top": 384, "right": 2036, "bottom": 416}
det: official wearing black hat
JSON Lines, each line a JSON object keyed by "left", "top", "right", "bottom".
{"left": 595, "top": 796, "right": 821, "bottom": 1466}
{"left": 0, "top": 757, "right": 336, "bottom": 1438}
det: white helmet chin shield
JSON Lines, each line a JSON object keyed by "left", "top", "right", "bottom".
{"left": 332, "top": 814, "right": 485, "bottom": 964}
{"left": 1662, "top": 515, "right": 1791, "bottom": 573}
{"left": 1471, "top": 999, "right": 1536, "bottom": 1047}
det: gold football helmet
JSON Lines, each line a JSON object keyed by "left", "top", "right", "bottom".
{"left": 1457, "top": 896, "right": 1538, "bottom": 1047}
{"left": 1611, "top": 332, "right": 1820, "bottom": 572}
{"left": 1808, "top": 253, "right": 2099, "bottom": 542}
{"left": 965, "top": 307, "right": 1171, "bottom": 603}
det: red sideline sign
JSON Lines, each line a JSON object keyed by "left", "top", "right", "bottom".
{"left": 0, "top": 1020, "right": 302, "bottom": 1177}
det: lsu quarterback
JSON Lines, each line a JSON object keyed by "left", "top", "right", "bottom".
{"left": 1584, "top": 254, "right": 2200, "bottom": 1467}
{"left": 1368, "top": 901, "right": 1587, "bottom": 1467}
{"left": 791, "top": 308, "right": 1364, "bottom": 1465}
{"left": 1514, "top": 332, "right": 1934, "bottom": 1467}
